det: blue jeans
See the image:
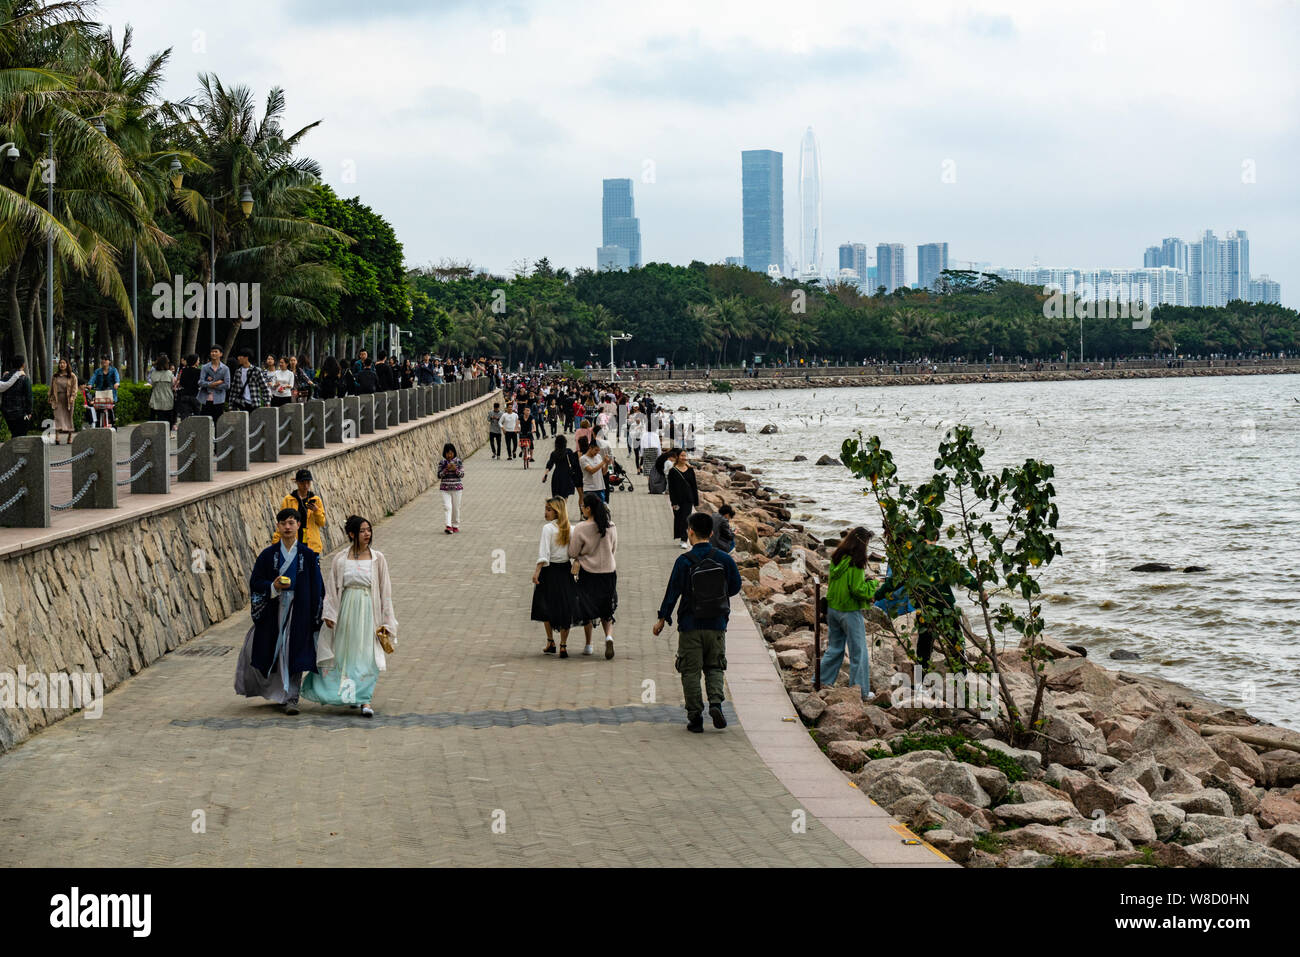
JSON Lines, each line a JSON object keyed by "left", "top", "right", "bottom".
{"left": 820, "top": 607, "right": 869, "bottom": 698}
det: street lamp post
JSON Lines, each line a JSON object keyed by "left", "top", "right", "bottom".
{"left": 41, "top": 131, "right": 53, "bottom": 383}
{"left": 609, "top": 332, "right": 631, "bottom": 381}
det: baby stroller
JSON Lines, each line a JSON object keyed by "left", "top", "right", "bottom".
{"left": 607, "top": 457, "right": 635, "bottom": 492}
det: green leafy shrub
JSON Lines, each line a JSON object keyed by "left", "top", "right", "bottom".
{"left": 710, "top": 379, "right": 733, "bottom": 393}
{"left": 888, "top": 731, "right": 1027, "bottom": 783}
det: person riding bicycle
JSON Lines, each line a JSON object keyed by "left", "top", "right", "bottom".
{"left": 87, "top": 355, "right": 121, "bottom": 429}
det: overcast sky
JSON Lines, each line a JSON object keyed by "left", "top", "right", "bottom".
{"left": 101, "top": 0, "right": 1298, "bottom": 304}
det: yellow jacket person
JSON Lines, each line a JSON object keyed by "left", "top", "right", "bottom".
{"left": 271, "top": 468, "right": 328, "bottom": 555}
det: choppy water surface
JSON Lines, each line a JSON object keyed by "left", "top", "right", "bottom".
{"left": 677, "top": 375, "right": 1300, "bottom": 729}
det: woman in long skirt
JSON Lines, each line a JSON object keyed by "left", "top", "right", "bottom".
{"left": 568, "top": 492, "right": 618, "bottom": 659}
{"left": 302, "top": 514, "right": 398, "bottom": 717}
{"left": 532, "top": 497, "right": 580, "bottom": 657}
{"left": 541, "top": 435, "right": 580, "bottom": 518}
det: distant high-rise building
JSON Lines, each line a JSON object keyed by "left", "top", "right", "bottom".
{"left": 597, "top": 245, "right": 631, "bottom": 272}
{"left": 724, "top": 256, "right": 744, "bottom": 267}
{"left": 876, "top": 243, "right": 905, "bottom": 294}
{"left": 742, "top": 150, "right": 783, "bottom": 275}
{"left": 798, "top": 127, "right": 822, "bottom": 280}
{"left": 1144, "top": 246, "right": 1161, "bottom": 268}
{"left": 917, "top": 242, "right": 949, "bottom": 290}
{"left": 600, "top": 178, "right": 640, "bottom": 270}
{"left": 838, "top": 242, "right": 868, "bottom": 284}
{"left": 1249, "top": 274, "right": 1281, "bottom": 304}
{"left": 867, "top": 265, "right": 878, "bottom": 290}
{"left": 1161, "top": 237, "right": 1188, "bottom": 272}
{"left": 1224, "top": 230, "right": 1249, "bottom": 302}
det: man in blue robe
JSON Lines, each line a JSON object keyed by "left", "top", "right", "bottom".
{"left": 235, "top": 509, "right": 325, "bottom": 714}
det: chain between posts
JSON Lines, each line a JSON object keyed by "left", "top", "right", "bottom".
{"left": 0, "top": 486, "right": 27, "bottom": 515}
{"left": 116, "top": 439, "right": 152, "bottom": 467}
{"left": 172, "top": 433, "right": 195, "bottom": 456}
{"left": 0, "top": 456, "right": 27, "bottom": 485}
{"left": 49, "top": 447, "right": 95, "bottom": 468}
{"left": 117, "top": 460, "right": 153, "bottom": 486}
{"left": 212, "top": 445, "right": 233, "bottom": 463}
{"left": 51, "top": 472, "right": 99, "bottom": 510}
{"left": 248, "top": 438, "right": 265, "bottom": 454}
{"left": 170, "top": 453, "right": 196, "bottom": 477}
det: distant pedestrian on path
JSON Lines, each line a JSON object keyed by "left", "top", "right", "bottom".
{"left": 542, "top": 434, "right": 580, "bottom": 514}
{"left": 303, "top": 515, "right": 397, "bottom": 718}
{"left": 1, "top": 355, "right": 32, "bottom": 439}
{"left": 437, "top": 442, "right": 464, "bottom": 533}
{"left": 200, "top": 346, "right": 230, "bottom": 419}
{"left": 568, "top": 492, "right": 618, "bottom": 659}
{"left": 653, "top": 511, "right": 742, "bottom": 733}
{"left": 50, "top": 357, "right": 77, "bottom": 444}
{"left": 236, "top": 509, "right": 325, "bottom": 715}
{"left": 500, "top": 403, "right": 519, "bottom": 460}
{"left": 819, "top": 526, "right": 879, "bottom": 700}
{"left": 532, "top": 497, "right": 580, "bottom": 657}
{"left": 487, "top": 401, "right": 503, "bottom": 459}
{"left": 272, "top": 467, "right": 328, "bottom": 555}
{"left": 577, "top": 436, "right": 607, "bottom": 504}
{"left": 667, "top": 449, "right": 699, "bottom": 547}
{"left": 146, "top": 354, "right": 176, "bottom": 428}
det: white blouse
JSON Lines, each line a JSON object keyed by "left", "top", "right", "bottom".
{"left": 537, "top": 522, "right": 570, "bottom": 564}
{"left": 343, "top": 557, "right": 373, "bottom": 588}
{"left": 272, "top": 369, "right": 294, "bottom": 397}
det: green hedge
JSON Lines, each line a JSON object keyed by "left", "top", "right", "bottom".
{"left": 0, "top": 379, "right": 153, "bottom": 441}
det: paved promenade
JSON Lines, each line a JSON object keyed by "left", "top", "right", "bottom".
{"left": 0, "top": 435, "right": 945, "bottom": 867}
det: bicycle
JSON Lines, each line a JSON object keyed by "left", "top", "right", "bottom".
{"left": 521, "top": 437, "right": 533, "bottom": 468}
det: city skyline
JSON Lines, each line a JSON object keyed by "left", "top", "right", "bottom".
{"left": 102, "top": 0, "right": 1298, "bottom": 307}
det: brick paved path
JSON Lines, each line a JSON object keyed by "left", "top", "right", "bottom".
{"left": 0, "top": 440, "right": 871, "bottom": 866}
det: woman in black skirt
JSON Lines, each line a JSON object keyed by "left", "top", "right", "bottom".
{"left": 532, "top": 497, "right": 580, "bottom": 657}
{"left": 666, "top": 449, "right": 699, "bottom": 547}
{"left": 541, "top": 435, "right": 581, "bottom": 519}
{"left": 567, "top": 492, "right": 619, "bottom": 659}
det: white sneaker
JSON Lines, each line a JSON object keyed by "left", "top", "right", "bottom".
{"left": 680, "top": 541, "right": 690, "bottom": 549}
{"left": 582, "top": 644, "right": 594, "bottom": 656}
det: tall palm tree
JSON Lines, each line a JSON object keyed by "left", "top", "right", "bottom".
{"left": 519, "top": 300, "right": 557, "bottom": 363}
{"left": 162, "top": 76, "right": 343, "bottom": 356}
{"left": 713, "top": 294, "right": 749, "bottom": 365}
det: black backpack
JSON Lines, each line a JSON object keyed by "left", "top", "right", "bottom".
{"left": 685, "top": 548, "right": 729, "bottom": 618}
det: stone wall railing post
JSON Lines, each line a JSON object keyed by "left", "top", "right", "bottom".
{"left": 248, "top": 407, "right": 280, "bottom": 463}
{"left": 304, "top": 400, "right": 326, "bottom": 450}
{"left": 0, "top": 436, "right": 49, "bottom": 527}
{"left": 373, "top": 392, "right": 389, "bottom": 431}
{"left": 176, "top": 414, "right": 213, "bottom": 483}
{"left": 357, "top": 394, "right": 375, "bottom": 434}
{"left": 387, "top": 390, "right": 401, "bottom": 427}
{"left": 340, "top": 396, "right": 359, "bottom": 442}
{"left": 130, "top": 421, "right": 170, "bottom": 495}
{"left": 280, "top": 402, "right": 305, "bottom": 455}
{"left": 215, "top": 410, "right": 249, "bottom": 472}
{"left": 71, "top": 429, "right": 116, "bottom": 509}
{"left": 399, "top": 388, "right": 412, "bottom": 422}
{"left": 434, "top": 384, "right": 445, "bottom": 413}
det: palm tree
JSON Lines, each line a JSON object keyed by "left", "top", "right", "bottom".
{"left": 713, "top": 294, "right": 749, "bottom": 365}
{"left": 687, "top": 301, "right": 720, "bottom": 362}
{"left": 162, "top": 76, "right": 343, "bottom": 356}
{"left": 519, "top": 301, "right": 557, "bottom": 363}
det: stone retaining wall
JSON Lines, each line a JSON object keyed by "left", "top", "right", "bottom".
{"left": 0, "top": 391, "right": 497, "bottom": 751}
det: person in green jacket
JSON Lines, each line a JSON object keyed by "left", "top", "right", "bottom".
{"left": 819, "top": 526, "right": 879, "bottom": 699}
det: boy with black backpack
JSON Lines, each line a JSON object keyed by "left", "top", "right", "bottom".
{"left": 653, "top": 511, "right": 743, "bottom": 733}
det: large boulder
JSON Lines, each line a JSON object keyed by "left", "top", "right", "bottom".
{"left": 1184, "top": 835, "right": 1300, "bottom": 868}
{"left": 905, "top": 799, "right": 976, "bottom": 839}
{"left": 971, "top": 766, "right": 1010, "bottom": 804}
{"left": 993, "top": 801, "right": 1083, "bottom": 826}
{"left": 1057, "top": 773, "right": 1126, "bottom": 816}
{"left": 1259, "top": 750, "right": 1300, "bottom": 789}
{"left": 1256, "top": 792, "right": 1300, "bottom": 829}
{"left": 1038, "top": 708, "right": 1109, "bottom": 767}
{"left": 826, "top": 740, "right": 876, "bottom": 772}
{"left": 1131, "top": 711, "right": 1233, "bottom": 781}
{"left": 1165, "top": 790, "right": 1234, "bottom": 817}
{"left": 852, "top": 750, "right": 950, "bottom": 789}
{"left": 1264, "top": 822, "right": 1300, "bottom": 861}
{"left": 789, "top": 691, "right": 826, "bottom": 724}
{"left": 1182, "top": 813, "right": 1251, "bottom": 841}
{"left": 999, "top": 824, "right": 1116, "bottom": 857}
{"left": 1146, "top": 802, "right": 1187, "bottom": 841}
{"left": 863, "top": 771, "right": 930, "bottom": 810}
{"left": 713, "top": 419, "right": 746, "bottom": 432}
{"left": 1206, "top": 733, "right": 1268, "bottom": 784}
{"left": 1152, "top": 766, "right": 1206, "bottom": 799}
{"left": 770, "top": 600, "right": 815, "bottom": 630}
{"left": 905, "top": 759, "right": 993, "bottom": 809}
{"left": 1109, "top": 804, "right": 1158, "bottom": 845}
{"left": 925, "top": 829, "right": 973, "bottom": 864}
{"left": 1015, "top": 780, "right": 1072, "bottom": 804}
{"left": 979, "top": 738, "right": 1043, "bottom": 775}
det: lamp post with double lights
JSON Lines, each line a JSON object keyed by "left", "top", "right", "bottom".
{"left": 206, "top": 185, "right": 254, "bottom": 349}
{"left": 609, "top": 332, "right": 631, "bottom": 381}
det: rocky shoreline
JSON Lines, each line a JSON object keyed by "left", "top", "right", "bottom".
{"left": 691, "top": 449, "right": 1300, "bottom": 868}
{"left": 649, "top": 364, "right": 1298, "bottom": 395}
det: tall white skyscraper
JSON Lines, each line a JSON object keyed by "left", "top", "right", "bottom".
{"left": 876, "top": 243, "right": 905, "bottom": 294}
{"left": 798, "top": 127, "right": 822, "bottom": 281}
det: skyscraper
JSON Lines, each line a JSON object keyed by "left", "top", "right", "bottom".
{"left": 917, "top": 242, "right": 949, "bottom": 290}
{"left": 1224, "top": 230, "right": 1249, "bottom": 302}
{"left": 742, "top": 150, "right": 783, "bottom": 275}
{"left": 1143, "top": 246, "right": 1161, "bottom": 268}
{"left": 838, "top": 242, "right": 868, "bottom": 284}
{"left": 600, "top": 178, "right": 641, "bottom": 270}
{"left": 798, "top": 127, "right": 822, "bottom": 280}
{"left": 876, "top": 243, "right": 905, "bottom": 294}
{"left": 1160, "top": 237, "right": 1188, "bottom": 272}
{"left": 1249, "top": 275, "right": 1281, "bottom": 304}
